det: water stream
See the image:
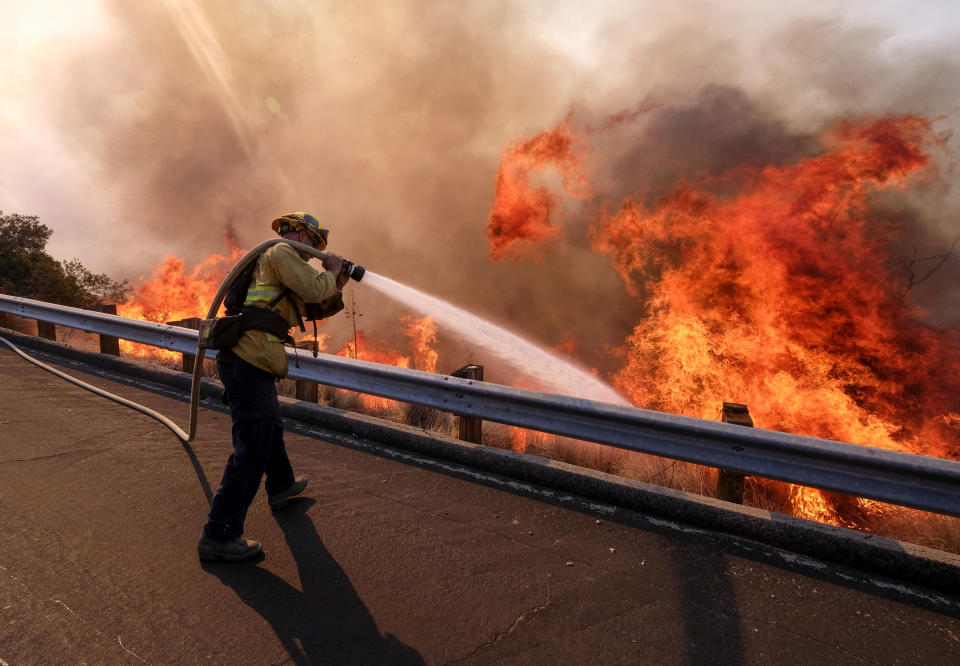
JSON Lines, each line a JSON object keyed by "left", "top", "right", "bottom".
{"left": 362, "top": 272, "right": 629, "bottom": 405}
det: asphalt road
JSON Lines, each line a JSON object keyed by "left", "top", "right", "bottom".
{"left": 1, "top": 346, "right": 960, "bottom": 665}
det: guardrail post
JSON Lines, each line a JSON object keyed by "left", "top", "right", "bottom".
{"left": 451, "top": 364, "right": 484, "bottom": 443}
{"left": 294, "top": 341, "right": 319, "bottom": 403}
{"left": 718, "top": 402, "right": 752, "bottom": 503}
{"left": 98, "top": 304, "right": 121, "bottom": 356}
{"left": 37, "top": 319, "right": 57, "bottom": 341}
{"left": 169, "top": 318, "right": 203, "bottom": 373}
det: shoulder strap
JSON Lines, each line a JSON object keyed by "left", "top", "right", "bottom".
{"left": 251, "top": 286, "right": 306, "bottom": 333}
{"left": 267, "top": 287, "right": 291, "bottom": 308}
{"left": 267, "top": 287, "right": 306, "bottom": 333}
{"left": 224, "top": 262, "right": 259, "bottom": 316}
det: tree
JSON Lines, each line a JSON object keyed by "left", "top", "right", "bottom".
{"left": 61, "top": 259, "right": 130, "bottom": 307}
{"left": 0, "top": 210, "right": 128, "bottom": 307}
{"left": 0, "top": 212, "right": 52, "bottom": 253}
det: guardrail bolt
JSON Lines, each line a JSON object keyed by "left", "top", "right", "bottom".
{"left": 718, "top": 402, "right": 752, "bottom": 504}
{"left": 451, "top": 364, "right": 484, "bottom": 444}
{"left": 169, "top": 318, "right": 204, "bottom": 373}
{"left": 98, "top": 304, "right": 121, "bottom": 356}
{"left": 294, "top": 340, "right": 319, "bottom": 403}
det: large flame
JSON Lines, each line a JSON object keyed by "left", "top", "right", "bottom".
{"left": 487, "top": 119, "right": 594, "bottom": 260}
{"left": 114, "top": 230, "right": 244, "bottom": 362}
{"left": 490, "top": 114, "right": 960, "bottom": 526}
{"left": 117, "top": 230, "right": 243, "bottom": 323}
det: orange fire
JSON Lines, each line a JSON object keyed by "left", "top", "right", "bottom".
{"left": 404, "top": 315, "right": 439, "bottom": 373}
{"left": 487, "top": 119, "right": 594, "bottom": 260}
{"left": 339, "top": 331, "right": 410, "bottom": 365}
{"left": 510, "top": 427, "right": 530, "bottom": 453}
{"left": 119, "top": 228, "right": 243, "bottom": 323}
{"left": 491, "top": 114, "right": 960, "bottom": 526}
{"left": 338, "top": 331, "right": 408, "bottom": 410}
{"left": 337, "top": 317, "right": 439, "bottom": 410}
{"left": 115, "top": 230, "right": 244, "bottom": 362}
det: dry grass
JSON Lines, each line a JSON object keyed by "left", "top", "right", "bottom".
{"left": 845, "top": 501, "right": 960, "bottom": 554}
{"left": 55, "top": 327, "right": 101, "bottom": 353}
{"left": 403, "top": 402, "right": 457, "bottom": 435}
{"left": 483, "top": 424, "right": 713, "bottom": 492}
{"left": 892, "top": 512, "right": 960, "bottom": 554}
{"left": 1, "top": 314, "right": 38, "bottom": 337}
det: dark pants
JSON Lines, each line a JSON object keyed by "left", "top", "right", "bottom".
{"left": 203, "top": 349, "right": 295, "bottom": 540}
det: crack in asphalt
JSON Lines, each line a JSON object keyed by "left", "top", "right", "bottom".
{"left": 0, "top": 448, "right": 111, "bottom": 464}
{"left": 0, "top": 423, "right": 160, "bottom": 465}
{"left": 0, "top": 565, "right": 148, "bottom": 664}
{"left": 447, "top": 580, "right": 552, "bottom": 664}
{"left": 52, "top": 600, "right": 149, "bottom": 664}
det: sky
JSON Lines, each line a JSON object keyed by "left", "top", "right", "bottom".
{"left": 2, "top": 0, "right": 959, "bottom": 372}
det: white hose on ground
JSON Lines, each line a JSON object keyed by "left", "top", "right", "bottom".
{"left": 0, "top": 334, "right": 191, "bottom": 442}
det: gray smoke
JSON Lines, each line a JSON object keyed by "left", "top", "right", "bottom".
{"left": 28, "top": 1, "right": 960, "bottom": 380}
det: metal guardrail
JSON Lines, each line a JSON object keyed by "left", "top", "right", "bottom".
{"left": 0, "top": 296, "right": 204, "bottom": 356}
{"left": 3, "top": 293, "right": 960, "bottom": 519}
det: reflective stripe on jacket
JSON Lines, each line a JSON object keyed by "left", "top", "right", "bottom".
{"left": 232, "top": 243, "right": 338, "bottom": 377}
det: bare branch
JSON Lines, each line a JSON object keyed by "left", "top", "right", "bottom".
{"left": 903, "top": 237, "right": 958, "bottom": 293}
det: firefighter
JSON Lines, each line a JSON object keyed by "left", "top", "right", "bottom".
{"left": 198, "top": 212, "right": 349, "bottom": 562}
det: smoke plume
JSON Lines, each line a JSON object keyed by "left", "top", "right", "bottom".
{"left": 8, "top": 0, "right": 960, "bottom": 383}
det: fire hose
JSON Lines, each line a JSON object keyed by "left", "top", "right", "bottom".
{"left": 0, "top": 333, "right": 193, "bottom": 440}
{"left": 0, "top": 239, "right": 364, "bottom": 443}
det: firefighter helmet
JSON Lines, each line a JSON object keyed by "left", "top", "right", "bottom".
{"left": 271, "top": 212, "right": 329, "bottom": 250}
